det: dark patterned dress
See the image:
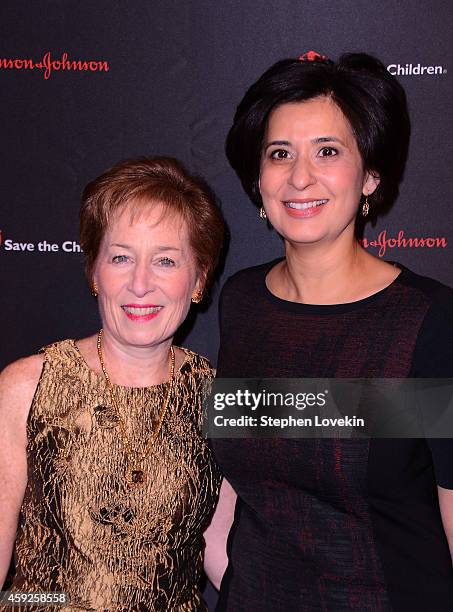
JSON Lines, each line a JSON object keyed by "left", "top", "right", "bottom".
{"left": 212, "top": 260, "right": 453, "bottom": 612}
{"left": 5, "top": 340, "right": 221, "bottom": 611}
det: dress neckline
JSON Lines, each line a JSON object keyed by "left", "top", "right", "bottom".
{"left": 68, "top": 338, "right": 191, "bottom": 391}
{"left": 262, "top": 258, "right": 406, "bottom": 314}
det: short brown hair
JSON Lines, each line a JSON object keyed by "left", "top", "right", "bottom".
{"left": 80, "top": 157, "right": 225, "bottom": 290}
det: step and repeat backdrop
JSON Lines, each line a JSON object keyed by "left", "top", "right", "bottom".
{"left": 1, "top": 1, "right": 452, "bottom": 608}
{"left": 1, "top": 1, "right": 452, "bottom": 370}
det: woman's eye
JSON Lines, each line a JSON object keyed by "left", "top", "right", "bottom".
{"left": 158, "top": 257, "right": 175, "bottom": 267}
{"left": 319, "top": 147, "right": 338, "bottom": 157}
{"left": 270, "top": 149, "right": 291, "bottom": 160}
{"left": 112, "top": 255, "right": 129, "bottom": 263}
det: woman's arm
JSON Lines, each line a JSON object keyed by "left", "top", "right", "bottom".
{"left": 438, "top": 486, "right": 453, "bottom": 562}
{"left": 0, "top": 355, "right": 43, "bottom": 587}
{"left": 203, "top": 478, "right": 237, "bottom": 590}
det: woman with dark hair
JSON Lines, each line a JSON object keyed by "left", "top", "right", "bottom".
{"left": 0, "top": 157, "right": 225, "bottom": 610}
{"left": 205, "top": 52, "right": 453, "bottom": 611}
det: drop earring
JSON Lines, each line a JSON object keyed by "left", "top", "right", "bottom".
{"left": 91, "top": 282, "right": 98, "bottom": 297}
{"left": 258, "top": 175, "right": 266, "bottom": 219}
{"left": 361, "top": 195, "right": 370, "bottom": 217}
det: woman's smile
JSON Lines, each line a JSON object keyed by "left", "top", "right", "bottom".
{"left": 282, "top": 198, "right": 329, "bottom": 217}
{"left": 121, "top": 304, "right": 163, "bottom": 320}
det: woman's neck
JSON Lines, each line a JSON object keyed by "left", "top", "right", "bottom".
{"left": 267, "top": 237, "right": 397, "bottom": 305}
{"left": 95, "top": 331, "right": 173, "bottom": 387}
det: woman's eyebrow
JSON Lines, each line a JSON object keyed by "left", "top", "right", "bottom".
{"left": 110, "top": 242, "right": 131, "bottom": 249}
{"left": 263, "top": 140, "right": 290, "bottom": 151}
{"left": 312, "top": 136, "right": 345, "bottom": 145}
{"left": 263, "top": 136, "right": 346, "bottom": 150}
{"left": 109, "top": 243, "right": 181, "bottom": 252}
{"left": 154, "top": 246, "right": 182, "bottom": 252}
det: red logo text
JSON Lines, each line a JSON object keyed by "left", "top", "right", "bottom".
{"left": 0, "top": 52, "right": 110, "bottom": 80}
{"left": 360, "top": 229, "right": 447, "bottom": 258}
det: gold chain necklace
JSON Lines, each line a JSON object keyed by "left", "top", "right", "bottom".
{"left": 96, "top": 329, "right": 175, "bottom": 488}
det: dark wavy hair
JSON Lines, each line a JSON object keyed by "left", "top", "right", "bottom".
{"left": 226, "top": 53, "right": 410, "bottom": 214}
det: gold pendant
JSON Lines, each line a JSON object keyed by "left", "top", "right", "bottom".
{"left": 126, "top": 468, "right": 146, "bottom": 487}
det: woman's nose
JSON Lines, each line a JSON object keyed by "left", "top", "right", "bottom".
{"left": 128, "top": 263, "right": 155, "bottom": 297}
{"left": 288, "top": 156, "right": 316, "bottom": 190}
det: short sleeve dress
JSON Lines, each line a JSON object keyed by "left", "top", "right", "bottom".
{"left": 212, "top": 260, "right": 453, "bottom": 612}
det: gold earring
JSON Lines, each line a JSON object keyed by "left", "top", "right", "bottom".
{"left": 91, "top": 282, "right": 98, "bottom": 297}
{"left": 259, "top": 206, "right": 267, "bottom": 220}
{"left": 361, "top": 195, "right": 370, "bottom": 217}
{"left": 191, "top": 290, "right": 203, "bottom": 304}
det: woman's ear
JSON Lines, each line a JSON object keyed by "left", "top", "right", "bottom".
{"left": 363, "top": 171, "right": 380, "bottom": 196}
{"left": 191, "top": 274, "right": 206, "bottom": 304}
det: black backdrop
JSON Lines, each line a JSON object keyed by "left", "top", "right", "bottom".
{"left": 1, "top": 1, "right": 452, "bottom": 607}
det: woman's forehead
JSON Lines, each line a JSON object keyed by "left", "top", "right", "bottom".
{"left": 268, "top": 97, "right": 352, "bottom": 134}
{"left": 109, "top": 199, "right": 186, "bottom": 232}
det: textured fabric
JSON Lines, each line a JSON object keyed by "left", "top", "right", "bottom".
{"left": 7, "top": 340, "right": 221, "bottom": 611}
{"left": 212, "top": 260, "right": 453, "bottom": 612}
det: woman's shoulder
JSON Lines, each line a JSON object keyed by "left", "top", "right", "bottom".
{"left": 177, "top": 347, "right": 214, "bottom": 377}
{"left": 0, "top": 338, "right": 85, "bottom": 410}
{"left": 40, "top": 337, "right": 80, "bottom": 359}
{"left": 397, "top": 266, "right": 453, "bottom": 317}
{"left": 221, "top": 258, "right": 283, "bottom": 299}
{"left": 402, "top": 273, "right": 453, "bottom": 376}
{"left": 0, "top": 353, "right": 45, "bottom": 388}
{"left": 0, "top": 353, "right": 45, "bottom": 424}
{"left": 224, "top": 258, "right": 283, "bottom": 285}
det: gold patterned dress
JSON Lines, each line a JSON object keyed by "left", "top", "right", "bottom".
{"left": 7, "top": 340, "right": 221, "bottom": 611}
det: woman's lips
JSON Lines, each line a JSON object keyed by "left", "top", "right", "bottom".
{"left": 282, "top": 198, "right": 328, "bottom": 218}
{"left": 121, "top": 304, "right": 163, "bottom": 321}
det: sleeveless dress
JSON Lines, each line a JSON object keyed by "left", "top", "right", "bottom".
{"left": 6, "top": 339, "right": 221, "bottom": 611}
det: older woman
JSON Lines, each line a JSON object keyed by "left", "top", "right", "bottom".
{"left": 206, "top": 53, "right": 453, "bottom": 610}
{"left": 0, "top": 157, "right": 224, "bottom": 610}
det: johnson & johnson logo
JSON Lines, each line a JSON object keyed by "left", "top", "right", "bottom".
{"left": 387, "top": 62, "right": 447, "bottom": 76}
{"left": 360, "top": 229, "right": 447, "bottom": 258}
{"left": 0, "top": 52, "right": 110, "bottom": 80}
